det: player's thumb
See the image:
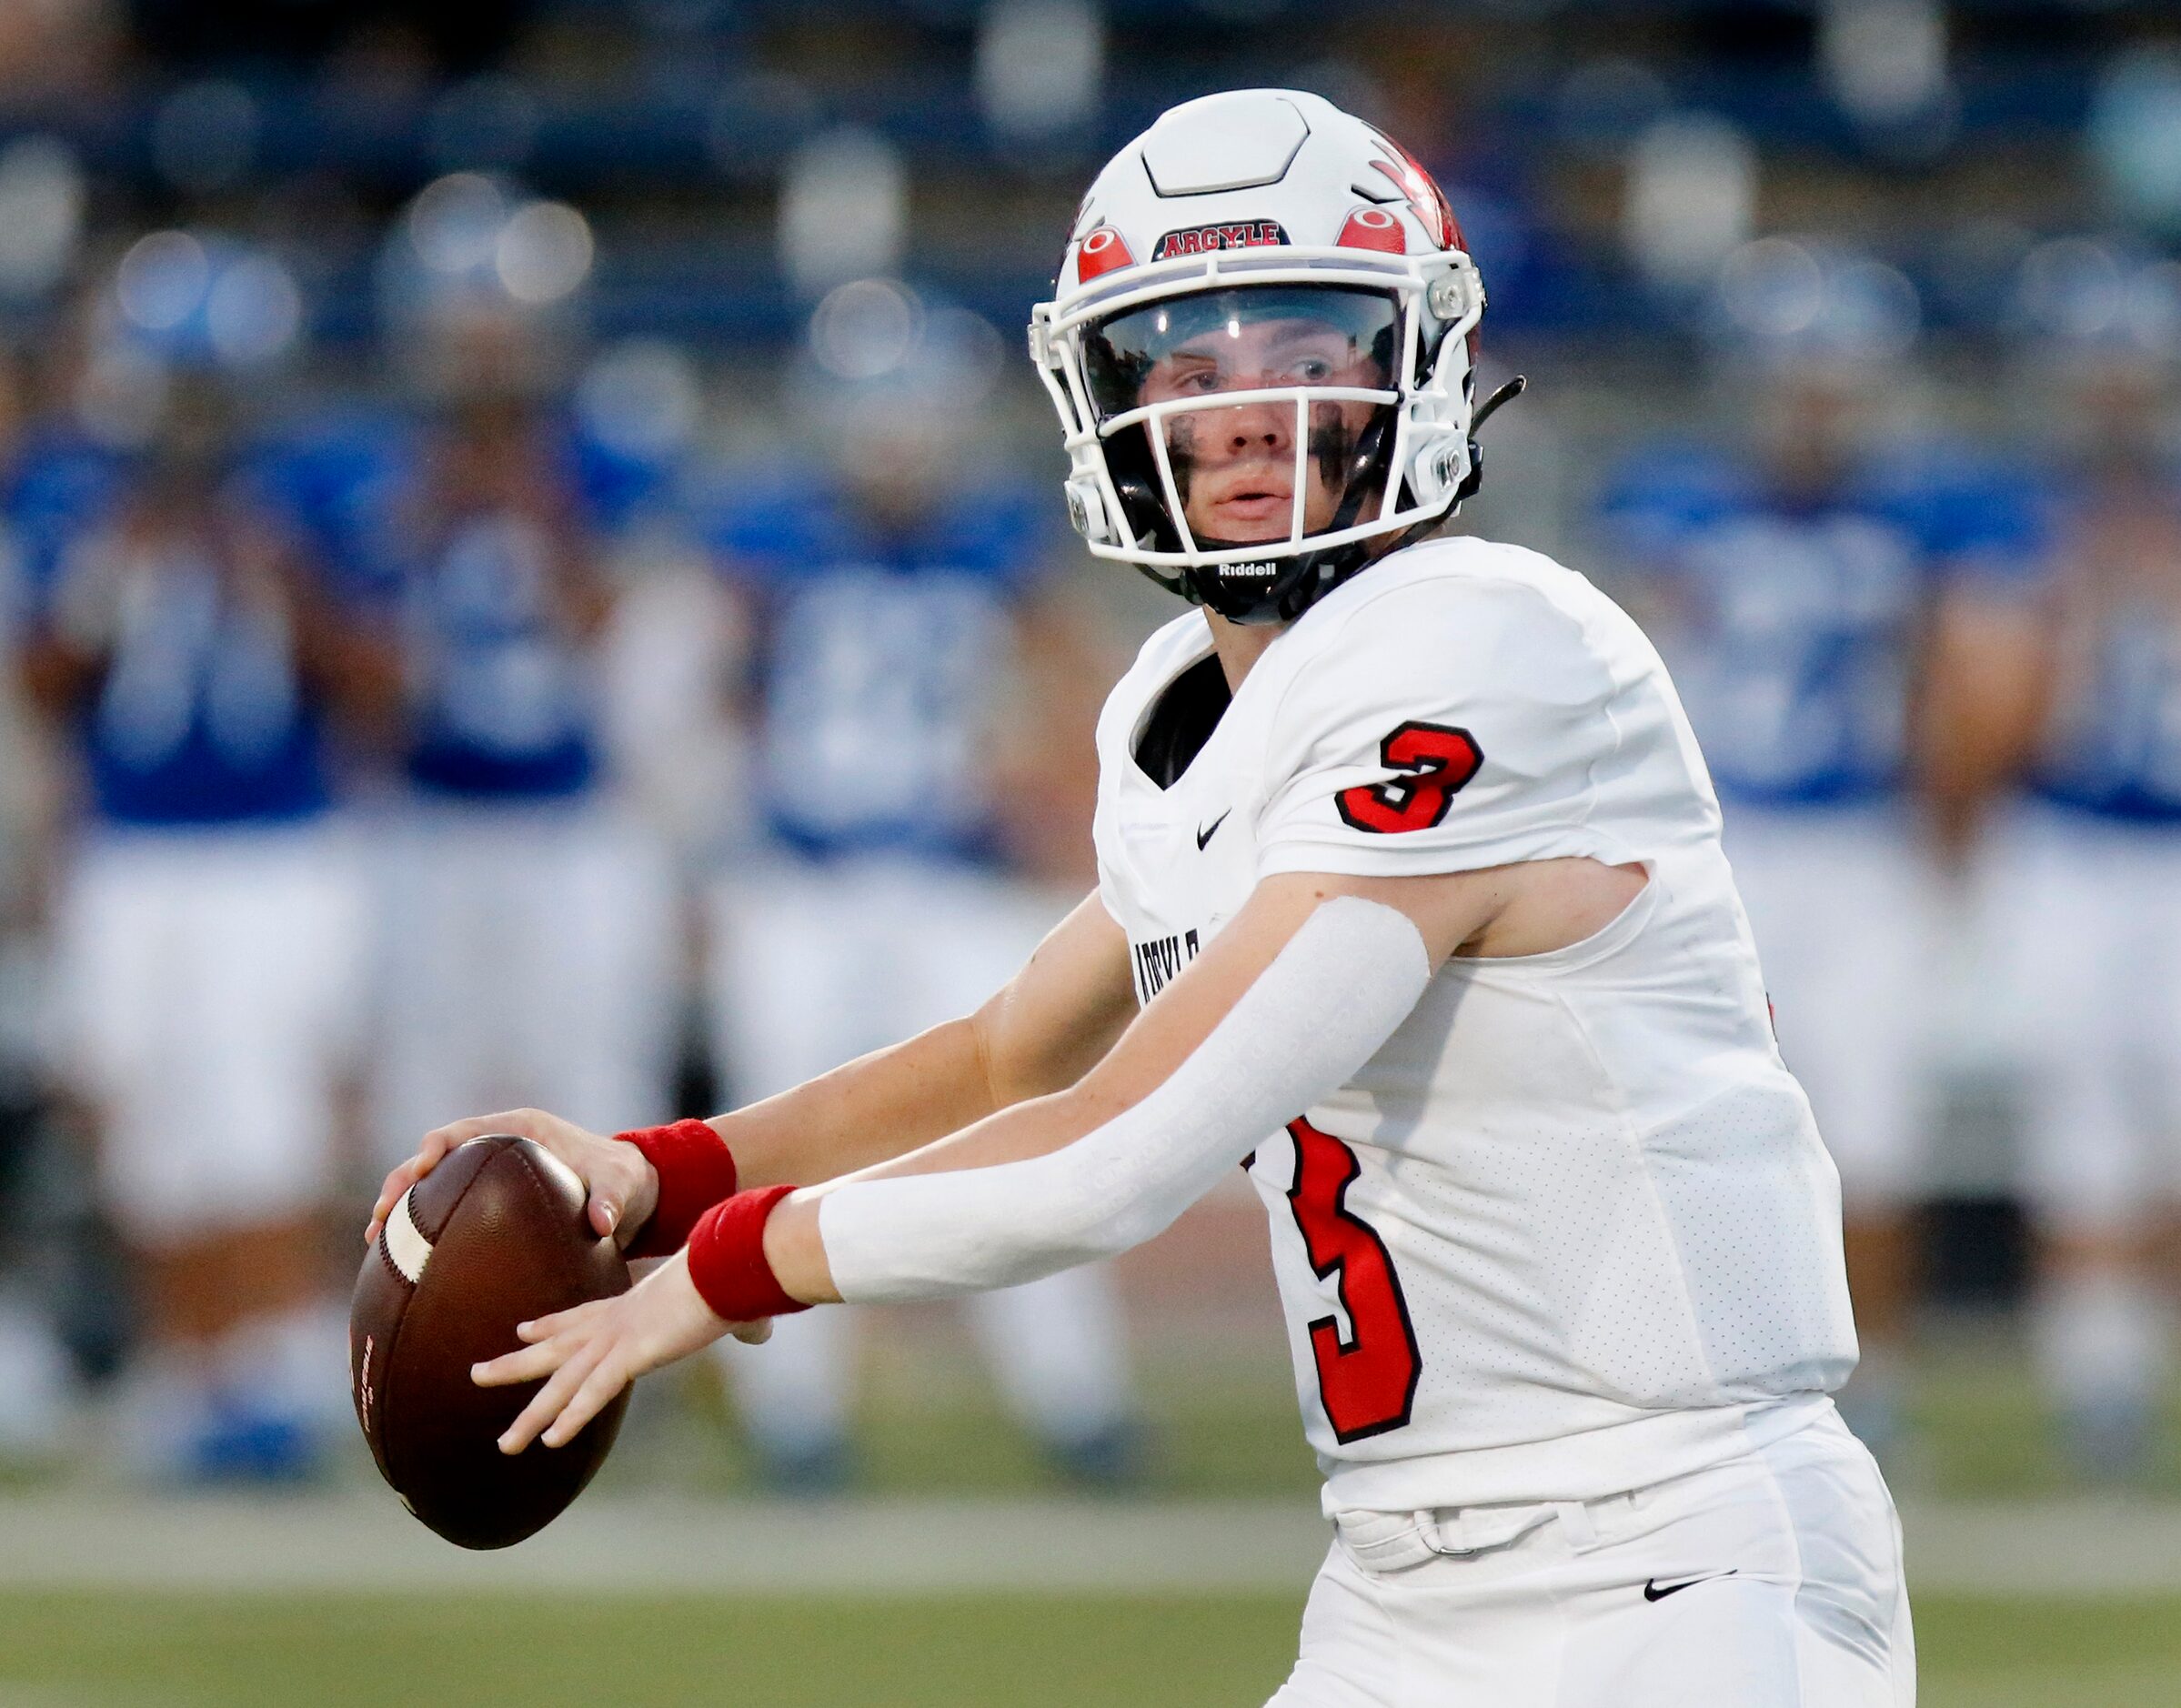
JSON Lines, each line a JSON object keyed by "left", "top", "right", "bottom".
{"left": 588, "top": 1189, "right": 625, "bottom": 1242}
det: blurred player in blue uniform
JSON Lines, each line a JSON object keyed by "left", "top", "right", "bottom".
{"left": 704, "top": 314, "right": 1140, "bottom": 1489}
{"left": 1602, "top": 320, "right": 2045, "bottom": 1447}
{"left": 366, "top": 343, "right": 678, "bottom": 1174}
{"left": 19, "top": 374, "right": 373, "bottom": 1479}
{"left": 2003, "top": 339, "right": 2181, "bottom": 1476}
{"left": 0, "top": 338, "right": 76, "bottom": 1462}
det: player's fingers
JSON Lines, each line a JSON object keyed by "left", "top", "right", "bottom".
{"left": 364, "top": 1161, "right": 422, "bottom": 1245}
{"left": 421, "top": 1112, "right": 526, "bottom": 1154}
{"left": 389, "top": 1114, "right": 563, "bottom": 1246}
{"left": 586, "top": 1138, "right": 648, "bottom": 1220}
{"left": 516, "top": 1300, "right": 603, "bottom": 1342}
{"left": 729, "top": 1318, "right": 773, "bottom": 1346}
{"left": 365, "top": 1118, "right": 471, "bottom": 1240}
{"left": 539, "top": 1355, "right": 630, "bottom": 1450}
{"left": 470, "top": 1336, "right": 568, "bottom": 1388}
{"left": 498, "top": 1341, "right": 604, "bottom": 1454}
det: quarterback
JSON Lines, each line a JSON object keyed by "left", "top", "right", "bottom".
{"left": 370, "top": 90, "right": 1907, "bottom": 1704}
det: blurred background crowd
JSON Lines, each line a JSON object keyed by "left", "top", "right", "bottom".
{"left": 0, "top": 0, "right": 2177, "bottom": 1506}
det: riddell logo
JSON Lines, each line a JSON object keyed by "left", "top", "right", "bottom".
{"left": 1152, "top": 220, "right": 1289, "bottom": 260}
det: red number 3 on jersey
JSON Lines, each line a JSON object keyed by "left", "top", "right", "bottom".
{"left": 1285, "top": 1119, "right": 1421, "bottom": 1442}
{"left": 1335, "top": 720, "right": 1483, "bottom": 834}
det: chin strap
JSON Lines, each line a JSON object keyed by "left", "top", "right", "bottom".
{"left": 1472, "top": 374, "right": 1527, "bottom": 433}
{"left": 1452, "top": 374, "right": 1527, "bottom": 507}
{"left": 1188, "top": 406, "right": 1404, "bottom": 624}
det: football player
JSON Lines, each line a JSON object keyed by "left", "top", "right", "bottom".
{"left": 28, "top": 376, "right": 371, "bottom": 1478}
{"left": 361, "top": 335, "right": 678, "bottom": 1173}
{"left": 2002, "top": 339, "right": 2181, "bottom": 1477}
{"left": 0, "top": 337, "right": 75, "bottom": 1462}
{"left": 1599, "top": 315, "right": 2047, "bottom": 1451}
{"left": 700, "top": 324, "right": 1140, "bottom": 1490}
{"left": 377, "top": 92, "right": 1908, "bottom": 1703}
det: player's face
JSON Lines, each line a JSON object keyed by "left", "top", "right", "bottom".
{"left": 1757, "top": 367, "right": 1872, "bottom": 492}
{"left": 1141, "top": 319, "right": 1382, "bottom": 543}
{"left": 836, "top": 410, "right": 950, "bottom": 524}
{"left": 1083, "top": 286, "right": 1398, "bottom": 548}
{"left": 2060, "top": 357, "right": 2173, "bottom": 469}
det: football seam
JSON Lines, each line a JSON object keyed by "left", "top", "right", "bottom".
{"left": 361, "top": 1232, "right": 411, "bottom": 1467}
{"left": 374, "top": 1142, "right": 506, "bottom": 1485}
{"left": 503, "top": 1138, "right": 629, "bottom": 1313}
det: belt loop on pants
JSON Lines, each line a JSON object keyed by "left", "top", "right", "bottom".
{"left": 1548, "top": 1499, "right": 1597, "bottom": 1550}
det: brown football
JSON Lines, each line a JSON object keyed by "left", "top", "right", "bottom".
{"left": 350, "top": 1135, "right": 632, "bottom": 1550}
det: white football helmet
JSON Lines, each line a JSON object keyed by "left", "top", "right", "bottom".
{"left": 1030, "top": 88, "right": 1492, "bottom": 623}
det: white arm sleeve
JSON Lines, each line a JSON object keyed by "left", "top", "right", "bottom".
{"left": 818, "top": 896, "right": 1432, "bottom": 1303}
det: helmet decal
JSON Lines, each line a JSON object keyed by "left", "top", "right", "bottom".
{"left": 1366, "top": 135, "right": 1460, "bottom": 252}
{"left": 1336, "top": 206, "right": 1407, "bottom": 255}
{"left": 1076, "top": 225, "right": 1135, "bottom": 282}
{"left": 1151, "top": 219, "right": 1289, "bottom": 261}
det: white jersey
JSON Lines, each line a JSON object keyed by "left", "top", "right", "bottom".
{"left": 1091, "top": 537, "right": 1857, "bottom": 1515}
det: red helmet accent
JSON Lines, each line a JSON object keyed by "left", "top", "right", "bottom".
{"left": 1075, "top": 225, "right": 1135, "bottom": 282}
{"left": 1366, "top": 134, "right": 1462, "bottom": 253}
{"left": 1336, "top": 206, "right": 1407, "bottom": 255}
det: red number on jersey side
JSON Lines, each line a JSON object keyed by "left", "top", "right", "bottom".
{"left": 1335, "top": 720, "right": 1483, "bottom": 835}
{"left": 1284, "top": 1118, "right": 1421, "bottom": 1442}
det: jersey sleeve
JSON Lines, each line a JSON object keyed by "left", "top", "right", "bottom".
{"left": 1255, "top": 573, "right": 1641, "bottom": 880}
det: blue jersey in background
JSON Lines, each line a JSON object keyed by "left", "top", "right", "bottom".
{"left": 1599, "top": 443, "right": 2045, "bottom": 809}
{"left": 253, "top": 406, "right": 613, "bottom": 805}
{"left": 2031, "top": 466, "right": 2181, "bottom": 823}
{"left": 3, "top": 426, "right": 128, "bottom": 602}
{"left": 709, "top": 477, "right": 1052, "bottom": 867}
{"left": 399, "top": 506, "right": 597, "bottom": 800}
{"left": 41, "top": 517, "right": 332, "bottom": 830}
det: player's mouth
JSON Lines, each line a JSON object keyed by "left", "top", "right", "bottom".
{"left": 1201, "top": 475, "right": 1297, "bottom": 539}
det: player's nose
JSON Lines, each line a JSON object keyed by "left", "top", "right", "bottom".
{"left": 1207, "top": 396, "right": 1292, "bottom": 455}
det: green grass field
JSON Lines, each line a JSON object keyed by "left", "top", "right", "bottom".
{"left": 5, "top": 1325, "right": 2176, "bottom": 1703}
{"left": 629, "top": 1319, "right": 2181, "bottom": 1504}
{"left": 0, "top": 1591, "right": 2175, "bottom": 1706}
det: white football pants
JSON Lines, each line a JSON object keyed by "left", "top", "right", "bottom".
{"left": 706, "top": 857, "right": 1135, "bottom": 1455}
{"left": 1276, "top": 1403, "right": 1913, "bottom": 1708}
{"left": 1722, "top": 804, "right": 1942, "bottom": 1211}
{"left": 372, "top": 794, "right": 678, "bottom": 1162}
{"left": 1994, "top": 802, "right": 2181, "bottom": 1229}
{"left": 55, "top": 821, "right": 366, "bottom": 1240}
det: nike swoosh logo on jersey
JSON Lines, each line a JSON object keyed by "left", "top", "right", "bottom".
{"left": 1643, "top": 1571, "right": 1737, "bottom": 1602}
{"left": 1195, "top": 809, "right": 1231, "bottom": 850}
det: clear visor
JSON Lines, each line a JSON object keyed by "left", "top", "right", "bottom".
{"left": 1080, "top": 286, "right": 1400, "bottom": 423}
{"left": 1080, "top": 286, "right": 1403, "bottom": 555}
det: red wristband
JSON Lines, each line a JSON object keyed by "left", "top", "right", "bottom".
{"left": 613, "top": 1119, "right": 739, "bottom": 1259}
{"left": 686, "top": 1186, "right": 809, "bottom": 1323}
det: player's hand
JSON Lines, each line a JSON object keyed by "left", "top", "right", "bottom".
{"left": 364, "top": 1108, "right": 661, "bottom": 1253}
{"left": 472, "top": 1252, "right": 772, "bottom": 1452}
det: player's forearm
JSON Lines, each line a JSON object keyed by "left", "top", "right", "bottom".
{"left": 709, "top": 1016, "right": 1003, "bottom": 1191}
{"left": 758, "top": 895, "right": 1435, "bottom": 1307}
{"left": 715, "top": 890, "right": 1135, "bottom": 1191}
